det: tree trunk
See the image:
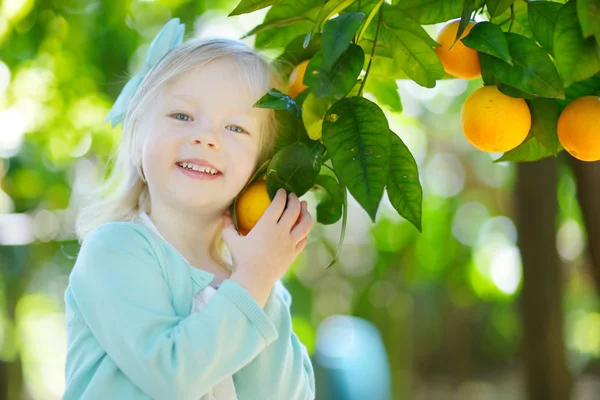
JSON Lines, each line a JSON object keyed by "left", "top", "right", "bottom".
{"left": 516, "top": 158, "right": 572, "bottom": 400}
{"left": 0, "top": 358, "right": 23, "bottom": 400}
{"left": 0, "top": 246, "right": 28, "bottom": 400}
{"left": 568, "top": 157, "right": 600, "bottom": 297}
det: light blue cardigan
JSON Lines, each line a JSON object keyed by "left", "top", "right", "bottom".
{"left": 63, "top": 220, "right": 315, "bottom": 400}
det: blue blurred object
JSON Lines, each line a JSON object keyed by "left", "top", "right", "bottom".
{"left": 313, "top": 315, "right": 392, "bottom": 400}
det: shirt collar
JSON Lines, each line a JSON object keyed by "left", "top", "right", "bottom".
{"left": 135, "top": 211, "right": 216, "bottom": 287}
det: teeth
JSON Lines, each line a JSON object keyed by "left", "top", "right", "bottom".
{"left": 178, "top": 162, "right": 219, "bottom": 175}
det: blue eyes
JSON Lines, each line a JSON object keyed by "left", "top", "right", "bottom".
{"left": 170, "top": 112, "right": 249, "bottom": 134}
{"left": 171, "top": 113, "right": 191, "bottom": 122}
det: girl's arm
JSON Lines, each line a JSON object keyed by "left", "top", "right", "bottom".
{"left": 232, "top": 280, "right": 316, "bottom": 400}
{"left": 66, "top": 223, "right": 279, "bottom": 400}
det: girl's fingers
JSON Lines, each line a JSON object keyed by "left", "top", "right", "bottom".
{"left": 296, "top": 236, "right": 308, "bottom": 253}
{"left": 260, "top": 188, "right": 287, "bottom": 225}
{"left": 291, "top": 202, "right": 312, "bottom": 243}
{"left": 278, "top": 192, "right": 301, "bottom": 230}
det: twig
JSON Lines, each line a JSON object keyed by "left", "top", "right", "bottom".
{"left": 358, "top": 5, "right": 383, "bottom": 97}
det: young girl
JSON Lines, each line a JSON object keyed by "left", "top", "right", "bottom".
{"left": 63, "top": 18, "right": 315, "bottom": 400}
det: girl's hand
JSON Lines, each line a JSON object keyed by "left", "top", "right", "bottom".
{"left": 221, "top": 189, "right": 312, "bottom": 307}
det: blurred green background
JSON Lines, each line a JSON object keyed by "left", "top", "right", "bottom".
{"left": 0, "top": 0, "right": 599, "bottom": 399}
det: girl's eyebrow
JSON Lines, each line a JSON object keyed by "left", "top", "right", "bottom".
{"left": 172, "top": 93, "right": 254, "bottom": 116}
{"left": 173, "top": 94, "right": 200, "bottom": 104}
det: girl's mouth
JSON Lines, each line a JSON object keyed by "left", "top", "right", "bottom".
{"left": 176, "top": 162, "right": 222, "bottom": 180}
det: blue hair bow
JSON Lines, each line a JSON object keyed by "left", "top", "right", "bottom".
{"left": 105, "top": 18, "right": 185, "bottom": 128}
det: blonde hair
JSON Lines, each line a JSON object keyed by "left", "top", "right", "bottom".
{"left": 76, "top": 37, "right": 286, "bottom": 271}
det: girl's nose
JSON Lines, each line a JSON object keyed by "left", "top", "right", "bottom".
{"left": 190, "top": 129, "right": 220, "bottom": 150}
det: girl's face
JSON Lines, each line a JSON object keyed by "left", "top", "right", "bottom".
{"left": 139, "top": 57, "right": 269, "bottom": 216}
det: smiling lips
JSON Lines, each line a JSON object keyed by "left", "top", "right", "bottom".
{"left": 176, "top": 159, "right": 222, "bottom": 180}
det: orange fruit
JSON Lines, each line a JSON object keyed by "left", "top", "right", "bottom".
{"left": 235, "top": 180, "right": 272, "bottom": 236}
{"left": 557, "top": 96, "right": 600, "bottom": 162}
{"left": 461, "top": 85, "right": 531, "bottom": 152}
{"left": 435, "top": 20, "right": 481, "bottom": 80}
{"left": 288, "top": 59, "right": 310, "bottom": 99}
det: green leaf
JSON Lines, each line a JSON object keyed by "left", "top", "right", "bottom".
{"left": 322, "top": 97, "right": 392, "bottom": 222}
{"left": 454, "top": 0, "right": 477, "bottom": 47}
{"left": 364, "top": 76, "right": 403, "bottom": 112}
{"left": 497, "top": 83, "right": 536, "bottom": 99}
{"left": 255, "top": 0, "right": 322, "bottom": 49}
{"left": 266, "top": 141, "right": 323, "bottom": 199}
{"left": 229, "top": 0, "right": 284, "bottom": 16}
{"left": 306, "top": 0, "right": 355, "bottom": 47}
{"left": 486, "top": 0, "right": 515, "bottom": 18}
{"left": 494, "top": 0, "right": 534, "bottom": 39}
{"left": 462, "top": 21, "right": 513, "bottom": 64}
{"left": 381, "top": 5, "right": 440, "bottom": 47}
{"left": 478, "top": 52, "right": 498, "bottom": 86}
{"left": 577, "top": 0, "right": 600, "bottom": 38}
{"left": 557, "top": 75, "right": 600, "bottom": 110}
{"left": 254, "top": 90, "right": 314, "bottom": 152}
{"left": 495, "top": 132, "right": 556, "bottom": 162}
{"left": 491, "top": 32, "right": 565, "bottom": 99}
{"left": 527, "top": 0, "right": 562, "bottom": 55}
{"left": 322, "top": 12, "right": 365, "bottom": 70}
{"left": 254, "top": 88, "right": 301, "bottom": 118}
{"left": 527, "top": 98, "right": 560, "bottom": 155}
{"left": 276, "top": 108, "right": 315, "bottom": 153}
{"left": 381, "top": 24, "right": 445, "bottom": 88}
{"left": 314, "top": 174, "right": 344, "bottom": 225}
{"left": 369, "top": 55, "right": 412, "bottom": 80}
{"left": 392, "top": 0, "right": 485, "bottom": 25}
{"left": 357, "top": 0, "right": 385, "bottom": 43}
{"left": 554, "top": 1, "right": 600, "bottom": 87}
{"left": 386, "top": 131, "right": 422, "bottom": 232}
{"left": 241, "top": 16, "right": 311, "bottom": 39}
{"left": 274, "top": 34, "right": 322, "bottom": 78}
{"left": 301, "top": 92, "right": 332, "bottom": 140}
{"left": 305, "top": 44, "right": 365, "bottom": 99}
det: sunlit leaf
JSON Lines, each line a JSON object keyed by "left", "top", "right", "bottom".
{"left": 255, "top": 0, "right": 322, "bottom": 49}
{"left": 392, "top": 0, "right": 485, "bottom": 25}
{"left": 554, "top": 1, "right": 600, "bottom": 87}
{"left": 364, "top": 76, "right": 402, "bottom": 112}
{"left": 577, "top": 0, "right": 600, "bottom": 38}
{"left": 381, "top": 24, "right": 445, "bottom": 88}
{"left": 495, "top": 132, "right": 556, "bottom": 162}
{"left": 229, "top": 0, "right": 284, "bottom": 16}
{"left": 241, "top": 16, "right": 311, "bottom": 39}
{"left": 301, "top": 92, "right": 332, "bottom": 140}
{"left": 494, "top": 0, "right": 534, "bottom": 38}
{"left": 305, "top": 0, "right": 355, "bottom": 47}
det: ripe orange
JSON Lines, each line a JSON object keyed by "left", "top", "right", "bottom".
{"left": 461, "top": 85, "right": 531, "bottom": 152}
{"left": 235, "top": 180, "right": 272, "bottom": 236}
{"left": 435, "top": 20, "right": 481, "bottom": 80}
{"left": 557, "top": 96, "right": 600, "bottom": 162}
{"left": 288, "top": 59, "right": 310, "bottom": 99}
